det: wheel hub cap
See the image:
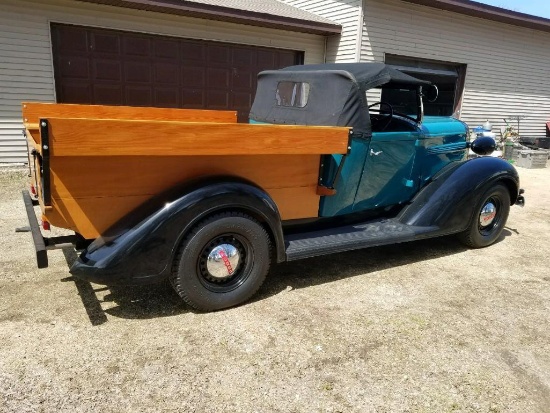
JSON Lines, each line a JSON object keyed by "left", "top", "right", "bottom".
{"left": 479, "top": 202, "right": 497, "bottom": 227}
{"left": 206, "top": 244, "right": 240, "bottom": 278}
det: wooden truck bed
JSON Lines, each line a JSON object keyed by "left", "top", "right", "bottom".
{"left": 22, "top": 102, "right": 349, "bottom": 239}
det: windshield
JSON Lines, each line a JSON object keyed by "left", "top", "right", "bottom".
{"left": 380, "top": 87, "right": 419, "bottom": 118}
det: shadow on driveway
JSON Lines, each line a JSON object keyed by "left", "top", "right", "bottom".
{"left": 61, "top": 230, "right": 514, "bottom": 325}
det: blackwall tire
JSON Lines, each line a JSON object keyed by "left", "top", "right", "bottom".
{"left": 458, "top": 184, "right": 510, "bottom": 248}
{"left": 170, "top": 212, "right": 271, "bottom": 311}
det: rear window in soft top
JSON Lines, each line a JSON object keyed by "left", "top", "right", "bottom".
{"left": 275, "top": 82, "right": 310, "bottom": 108}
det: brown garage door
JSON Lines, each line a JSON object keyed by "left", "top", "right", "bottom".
{"left": 51, "top": 24, "right": 303, "bottom": 122}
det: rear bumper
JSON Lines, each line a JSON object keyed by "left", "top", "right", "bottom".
{"left": 21, "top": 190, "right": 48, "bottom": 268}
{"left": 21, "top": 190, "right": 82, "bottom": 269}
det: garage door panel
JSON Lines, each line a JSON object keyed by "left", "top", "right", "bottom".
{"left": 125, "top": 86, "right": 153, "bottom": 107}
{"left": 278, "top": 51, "right": 299, "bottom": 68}
{"left": 232, "top": 92, "right": 252, "bottom": 109}
{"left": 154, "top": 63, "right": 179, "bottom": 84}
{"left": 154, "top": 88, "right": 179, "bottom": 107}
{"left": 54, "top": 26, "right": 88, "bottom": 53}
{"left": 124, "top": 36, "right": 151, "bottom": 57}
{"left": 257, "top": 50, "right": 276, "bottom": 70}
{"left": 60, "top": 83, "right": 93, "bottom": 104}
{"left": 59, "top": 57, "right": 89, "bottom": 79}
{"left": 52, "top": 24, "right": 302, "bottom": 121}
{"left": 182, "top": 89, "right": 205, "bottom": 108}
{"left": 125, "top": 61, "right": 151, "bottom": 83}
{"left": 91, "top": 33, "right": 120, "bottom": 55}
{"left": 233, "top": 70, "right": 253, "bottom": 90}
{"left": 206, "top": 91, "right": 229, "bottom": 109}
{"left": 207, "top": 68, "right": 230, "bottom": 89}
{"left": 93, "top": 84, "right": 123, "bottom": 105}
{"left": 182, "top": 67, "right": 205, "bottom": 87}
{"left": 154, "top": 40, "right": 179, "bottom": 59}
{"left": 181, "top": 42, "right": 206, "bottom": 62}
{"left": 208, "top": 45, "right": 231, "bottom": 66}
{"left": 233, "top": 48, "right": 255, "bottom": 67}
{"left": 94, "top": 60, "right": 122, "bottom": 82}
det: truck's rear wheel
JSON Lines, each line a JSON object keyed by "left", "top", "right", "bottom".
{"left": 458, "top": 184, "right": 510, "bottom": 248}
{"left": 170, "top": 212, "right": 271, "bottom": 311}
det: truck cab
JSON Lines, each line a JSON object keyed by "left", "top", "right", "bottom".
{"left": 250, "top": 63, "right": 471, "bottom": 217}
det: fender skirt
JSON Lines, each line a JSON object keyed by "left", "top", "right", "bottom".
{"left": 397, "top": 157, "right": 520, "bottom": 236}
{"left": 70, "top": 178, "right": 284, "bottom": 285}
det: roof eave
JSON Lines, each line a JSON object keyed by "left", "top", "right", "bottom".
{"left": 401, "top": 0, "right": 550, "bottom": 33}
{"left": 75, "top": 0, "right": 342, "bottom": 35}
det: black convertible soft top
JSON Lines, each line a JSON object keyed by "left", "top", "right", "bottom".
{"left": 249, "top": 62, "right": 430, "bottom": 136}
{"left": 280, "top": 63, "right": 431, "bottom": 90}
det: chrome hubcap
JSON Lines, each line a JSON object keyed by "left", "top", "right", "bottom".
{"left": 206, "top": 244, "right": 241, "bottom": 279}
{"left": 479, "top": 202, "right": 497, "bottom": 227}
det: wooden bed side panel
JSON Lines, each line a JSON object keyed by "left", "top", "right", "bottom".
{"left": 25, "top": 128, "right": 41, "bottom": 148}
{"left": 46, "top": 155, "right": 322, "bottom": 239}
{"left": 47, "top": 118, "right": 350, "bottom": 156}
{"left": 21, "top": 102, "right": 237, "bottom": 127}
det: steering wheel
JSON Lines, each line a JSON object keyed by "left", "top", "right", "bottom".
{"left": 368, "top": 101, "right": 394, "bottom": 131}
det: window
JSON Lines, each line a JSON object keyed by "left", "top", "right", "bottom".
{"left": 384, "top": 55, "right": 467, "bottom": 117}
{"left": 276, "top": 81, "right": 310, "bottom": 107}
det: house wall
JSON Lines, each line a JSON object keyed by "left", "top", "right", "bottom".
{"left": 361, "top": 0, "right": 550, "bottom": 138}
{"left": 0, "top": 0, "right": 326, "bottom": 163}
{"left": 281, "top": 0, "right": 363, "bottom": 62}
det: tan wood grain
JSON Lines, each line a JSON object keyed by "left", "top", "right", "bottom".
{"left": 22, "top": 102, "right": 237, "bottom": 125}
{"left": 25, "top": 128, "right": 41, "bottom": 150}
{"left": 46, "top": 154, "right": 323, "bottom": 238}
{"left": 46, "top": 118, "right": 350, "bottom": 156}
{"left": 49, "top": 155, "right": 319, "bottom": 198}
{"left": 49, "top": 185, "right": 320, "bottom": 239}
{"left": 48, "top": 195, "right": 151, "bottom": 238}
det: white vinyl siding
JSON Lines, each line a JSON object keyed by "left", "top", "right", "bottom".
{"left": 281, "top": 0, "right": 362, "bottom": 62}
{"left": 0, "top": 0, "right": 326, "bottom": 164}
{"left": 361, "top": 0, "right": 550, "bottom": 138}
{"left": 0, "top": 10, "right": 55, "bottom": 163}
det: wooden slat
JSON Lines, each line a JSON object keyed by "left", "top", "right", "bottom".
{"left": 50, "top": 155, "right": 320, "bottom": 198}
{"left": 25, "top": 127, "right": 40, "bottom": 149}
{"left": 269, "top": 185, "right": 320, "bottom": 220}
{"left": 45, "top": 154, "right": 322, "bottom": 238}
{"left": 48, "top": 186, "right": 320, "bottom": 240}
{"left": 46, "top": 118, "right": 350, "bottom": 156}
{"left": 48, "top": 195, "right": 151, "bottom": 239}
{"left": 21, "top": 102, "right": 237, "bottom": 125}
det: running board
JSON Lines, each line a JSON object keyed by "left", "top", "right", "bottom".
{"left": 285, "top": 218, "right": 433, "bottom": 261}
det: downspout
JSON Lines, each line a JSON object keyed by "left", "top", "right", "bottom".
{"left": 356, "top": 0, "right": 365, "bottom": 62}
{"left": 323, "top": 36, "right": 327, "bottom": 63}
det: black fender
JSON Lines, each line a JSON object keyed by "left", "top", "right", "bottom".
{"left": 70, "top": 177, "right": 285, "bottom": 285}
{"left": 398, "top": 157, "right": 520, "bottom": 235}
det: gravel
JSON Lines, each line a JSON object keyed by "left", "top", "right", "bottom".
{"left": 1, "top": 165, "right": 549, "bottom": 413}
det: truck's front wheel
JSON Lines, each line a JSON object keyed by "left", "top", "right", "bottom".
{"left": 458, "top": 184, "right": 510, "bottom": 248}
{"left": 170, "top": 212, "right": 271, "bottom": 311}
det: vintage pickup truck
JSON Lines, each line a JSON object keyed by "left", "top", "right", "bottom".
{"left": 22, "top": 63, "right": 525, "bottom": 311}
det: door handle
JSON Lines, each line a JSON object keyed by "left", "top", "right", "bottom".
{"left": 370, "top": 149, "right": 383, "bottom": 156}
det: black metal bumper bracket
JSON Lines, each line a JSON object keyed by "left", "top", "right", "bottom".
{"left": 39, "top": 119, "right": 51, "bottom": 206}
{"left": 22, "top": 190, "right": 48, "bottom": 268}
{"left": 21, "top": 191, "right": 83, "bottom": 269}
